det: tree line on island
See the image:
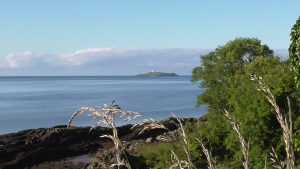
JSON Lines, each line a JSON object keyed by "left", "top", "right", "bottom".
{"left": 136, "top": 71, "right": 178, "bottom": 77}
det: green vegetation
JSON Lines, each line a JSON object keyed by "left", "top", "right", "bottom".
{"left": 290, "top": 16, "right": 300, "bottom": 91}
{"left": 136, "top": 143, "right": 174, "bottom": 168}
{"left": 191, "top": 38, "right": 289, "bottom": 167}
{"left": 291, "top": 16, "right": 300, "bottom": 166}
{"left": 70, "top": 17, "right": 300, "bottom": 169}
{"left": 134, "top": 36, "right": 300, "bottom": 168}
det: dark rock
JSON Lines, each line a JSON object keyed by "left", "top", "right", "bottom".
{"left": 0, "top": 118, "right": 198, "bottom": 168}
{"left": 0, "top": 127, "right": 111, "bottom": 168}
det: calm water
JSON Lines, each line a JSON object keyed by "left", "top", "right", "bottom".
{"left": 0, "top": 76, "right": 206, "bottom": 134}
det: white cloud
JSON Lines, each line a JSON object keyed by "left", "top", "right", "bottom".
{"left": 2, "top": 48, "right": 208, "bottom": 75}
{"left": 59, "top": 48, "right": 125, "bottom": 66}
{"left": 1, "top": 48, "right": 289, "bottom": 75}
{"left": 5, "top": 51, "right": 57, "bottom": 68}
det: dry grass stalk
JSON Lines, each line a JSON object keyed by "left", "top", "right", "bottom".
{"left": 224, "top": 109, "right": 249, "bottom": 169}
{"left": 270, "top": 146, "right": 285, "bottom": 169}
{"left": 131, "top": 118, "right": 168, "bottom": 135}
{"left": 250, "top": 74, "right": 294, "bottom": 169}
{"left": 67, "top": 100, "right": 142, "bottom": 169}
{"left": 264, "top": 155, "right": 268, "bottom": 169}
{"left": 195, "top": 138, "right": 217, "bottom": 169}
{"left": 170, "top": 149, "right": 191, "bottom": 169}
{"left": 169, "top": 113, "right": 194, "bottom": 169}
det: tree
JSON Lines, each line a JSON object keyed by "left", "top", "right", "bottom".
{"left": 289, "top": 16, "right": 300, "bottom": 91}
{"left": 192, "top": 38, "right": 273, "bottom": 110}
{"left": 138, "top": 38, "right": 300, "bottom": 169}
{"left": 289, "top": 16, "right": 300, "bottom": 165}
{"left": 192, "top": 38, "right": 298, "bottom": 168}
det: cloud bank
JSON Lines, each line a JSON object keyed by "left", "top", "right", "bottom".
{"left": 1, "top": 48, "right": 288, "bottom": 76}
{"left": 1, "top": 48, "right": 209, "bottom": 76}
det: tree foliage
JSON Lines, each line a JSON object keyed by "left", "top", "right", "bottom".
{"left": 290, "top": 16, "right": 300, "bottom": 163}
{"left": 192, "top": 38, "right": 273, "bottom": 110}
{"left": 289, "top": 16, "right": 300, "bottom": 90}
{"left": 191, "top": 38, "right": 299, "bottom": 168}
{"left": 134, "top": 37, "right": 300, "bottom": 169}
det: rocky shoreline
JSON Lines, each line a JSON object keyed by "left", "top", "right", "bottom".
{"left": 0, "top": 118, "right": 197, "bottom": 169}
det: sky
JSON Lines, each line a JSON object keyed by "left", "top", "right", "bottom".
{"left": 0, "top": 1, "right": 299, "bottom": 75}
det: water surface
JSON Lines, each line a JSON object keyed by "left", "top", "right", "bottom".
{"left": 0, "top": 76, "right": 205, "bottom": 134}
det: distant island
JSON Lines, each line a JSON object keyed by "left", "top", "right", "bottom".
{"left": 136, "top": 71, "right": 178, "bottom": 77}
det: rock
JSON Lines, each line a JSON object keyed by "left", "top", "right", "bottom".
{"left": 0, "top": 118, "right": 198, "bottom": 168}
{"left": 0, "top": 126, "right": 112, "bottom": 169}
{"left": 145, "top": 137, "right": 153, "bottom": 143}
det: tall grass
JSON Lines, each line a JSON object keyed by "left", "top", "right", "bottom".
{"left": 68, "top": 100, "right": 170, "bottom": 169}
{"left": 169, "top": 113, "right": 194, "bottom": 169}
{"left": 250, "top": 74, "right": 295, "bottom": 169}
{"left": 169, "top": 113, "right": 218, "bottom": 169}
{"left": 68, "top": 100, "right": 142, "bottom": 169}
{"left": 224, "top": 109, "right": 249, "bottom": 169}
{"left": 270, "top": 146, "right": 285, "bottom": 169}
{"left": 195, "top": 138, "right": 217, "bottom": 169}
{"left": 131, "top": 118, "right": 168, "bottom": 136}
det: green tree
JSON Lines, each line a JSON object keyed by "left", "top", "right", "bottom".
{"left": 137, "top": 38, "right": 300, "bottom": 169}
{"left": 290, "top": 16, "right": 300, "bottom": 165}
{"left": 289, "top": 16, "right": 300, "bottom": 90}
{"left": 192, "top": 38, "right": 273, "bottom": 110}
{"left": 192, "top": 38, "right": 297, "bottom": 168}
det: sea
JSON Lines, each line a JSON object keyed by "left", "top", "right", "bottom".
{"left": 0, "top": 76, "right": 206, "bottom": 135}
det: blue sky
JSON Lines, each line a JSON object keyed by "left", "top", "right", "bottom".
{"left": 0, "top": 1, "right": 299, "bottom": 75}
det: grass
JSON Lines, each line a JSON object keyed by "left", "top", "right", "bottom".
{"left": 196, "top": 138, "right": 218, "bottom": 169}
{"left": 169, "top": 113, "right": 194, "bottom": 169}
{"left": 68, "top": 100, "right": 169, "bottom": 169}
{"left": 68, "top": 100, "right": 142, "bottom": 169}
{"left": 224, "top": 109, "right": 249, "bottom": 169}
{"left": 251, "top": 74, "right": 295, "bottom": 169}
{"left": 135, "top": 142, "right": 174, "bottom": 168}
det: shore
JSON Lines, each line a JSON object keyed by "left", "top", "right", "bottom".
{"left": 0, "top": 118, "right": 197, "bottom": 169}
